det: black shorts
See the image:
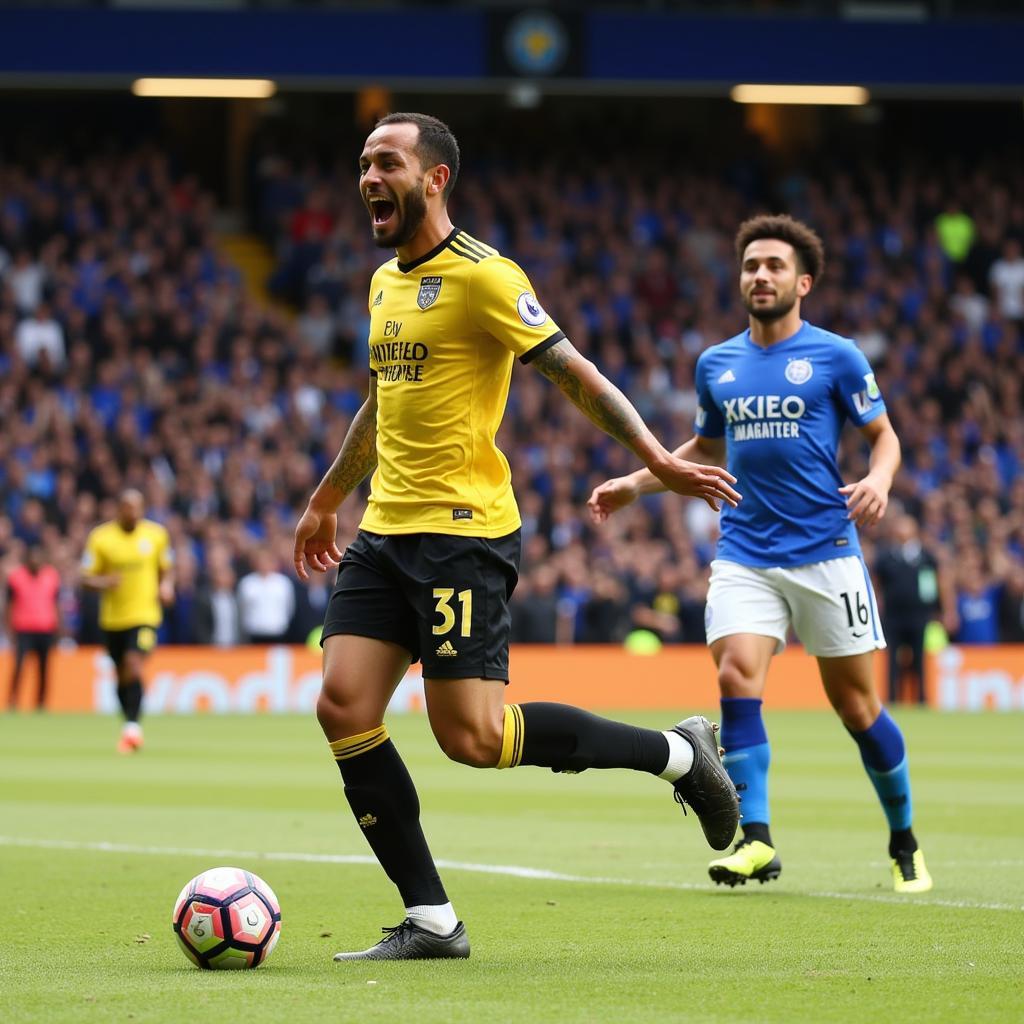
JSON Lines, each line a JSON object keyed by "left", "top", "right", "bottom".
{"left": 323, "top": 529, "right": 521, "bottom": 680}
{"left": 16, "top": 632, "right": 54, "bottom": 659}
{"left": 104, "top": 625, "right": 159, "bottom": 667}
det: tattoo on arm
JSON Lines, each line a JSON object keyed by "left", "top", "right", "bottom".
{"left": 532, "top": 341, "right": 647, "bottom": 453}
{"left": 325, "top": 394, "right": 378, "bottom": 495}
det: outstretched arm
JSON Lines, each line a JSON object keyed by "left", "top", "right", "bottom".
{"left": 531, "top": 339, "right": 740, "bottom": 510}
{"left": 293, "top": 379, "right": 378, "bottom": 580}
{"left": 587, "top": 434, "right": 727, "bottom": 523}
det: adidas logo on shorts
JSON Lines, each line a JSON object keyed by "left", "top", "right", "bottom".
{"left": 436, "top": 640, "right": 458, "bottom": 657}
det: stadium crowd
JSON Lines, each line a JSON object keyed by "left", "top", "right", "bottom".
{"left": 1, "top": 135, "right": 1023, "bottom": 650}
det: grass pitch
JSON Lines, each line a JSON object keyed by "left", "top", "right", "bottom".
{"left": 1, "top": 707, "right": 1021, "bottom": 1024}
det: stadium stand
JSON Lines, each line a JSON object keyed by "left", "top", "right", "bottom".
{"left": 1, "top": 132, "right": 1022, "bottom": 646}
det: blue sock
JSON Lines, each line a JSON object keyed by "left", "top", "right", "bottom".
{"left": 848, "top": 708, "right": 913, "bottom": 831}
{"left": 720, "top": 698, "right": 771, "bottom": 829}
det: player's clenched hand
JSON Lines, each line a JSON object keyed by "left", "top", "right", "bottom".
{"left": 587, "top": 477, "right": 640, "bottom": 523}
{"left": 293, "top": 505, "right": 343, "bottom": 581}
{"left": 839, "top": 473, "right": 889, "bottom": 528}
{"left": 652, "top": 457, "right": 742, "bottom": 512}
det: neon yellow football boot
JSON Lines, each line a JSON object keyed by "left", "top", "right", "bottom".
{"left": 708, "top": 838, "right": 781, "bottom": 887}
{"left": 892, "top": 848, "right": 933, "bottom": 893}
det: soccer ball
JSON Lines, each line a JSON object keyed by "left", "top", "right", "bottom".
{"left": 172, "top": 866, "right": 281, "bottom": 969}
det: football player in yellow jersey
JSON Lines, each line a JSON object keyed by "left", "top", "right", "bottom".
{"left": 293, "top": 113, "right": 743, "bottom": 961}
{"left": 82, "top": 490, "right": 174, "bottom": 753}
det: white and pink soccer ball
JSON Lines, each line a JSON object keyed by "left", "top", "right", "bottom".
{"left": 172, "top": 866, "right": 281, "bottom": 969}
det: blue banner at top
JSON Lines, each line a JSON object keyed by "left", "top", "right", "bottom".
{"left": 0, "top": 9, "right": 485, "bottom": 79}
{"left": 0, "top": 8, "right": 1022, "bottom": 89}
{"left": 588, "top": 13, "right": 1024, "bottom": 86}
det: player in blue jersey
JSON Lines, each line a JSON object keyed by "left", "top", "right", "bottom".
{"left": 588, "top": 214, "right": 932, "bottom": 894}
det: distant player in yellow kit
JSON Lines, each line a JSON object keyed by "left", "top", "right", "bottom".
{"left": 82, "top": 490, "right": 173, "bottom": 753}
{"left": 293, "top": 113, "right": 743, "bottom": 961}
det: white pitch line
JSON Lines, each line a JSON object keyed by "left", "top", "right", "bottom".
{"left": 1, "top": 835, "right": 1020, "bottom": 913}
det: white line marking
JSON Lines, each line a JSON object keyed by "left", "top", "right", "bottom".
{"left": 1, "top": 835, "right": 1019, "bottom": 913}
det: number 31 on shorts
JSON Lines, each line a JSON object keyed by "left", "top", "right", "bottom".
{"left": 432, "top": 588, "right": 473, "bottom": 637}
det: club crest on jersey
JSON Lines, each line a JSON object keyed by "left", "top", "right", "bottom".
{"left": 417, "top": 276, "right": 442, "bottom": 310}
{"left": 517, "top": 291, "right": 548, "bottom": 327}
{"left": 784, "top": 358, "right": 813, "bottom": 385}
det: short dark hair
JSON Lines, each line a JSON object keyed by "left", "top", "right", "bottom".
{"left": 375, "top": 111, "right": 460, "bottom": 202}
{"left": 735, "top": 214, "right": 825, "bottom": 283}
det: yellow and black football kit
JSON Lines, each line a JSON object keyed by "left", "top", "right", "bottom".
{"left": 324, "top": 228, "right": 564, "bottom": 678}
{"left": 361, "top": 227, "right": 564, "bottom": 538}
{"left": 82, "top": 519, "right": 172, "bottom": 662}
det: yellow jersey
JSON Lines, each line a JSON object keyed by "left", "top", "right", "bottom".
{"left": 362, "top": 228, "right": 564, "bottom": 537}
{"left": 82, "top": 519, "right": 172, "bottom": 631}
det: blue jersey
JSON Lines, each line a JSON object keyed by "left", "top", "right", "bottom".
{"left": 694, "top": 320, "right": 886, "bottom": 568}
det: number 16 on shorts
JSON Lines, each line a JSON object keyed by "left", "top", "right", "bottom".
{"left": 840, "top": 589, "right": 870, "bottom": 635}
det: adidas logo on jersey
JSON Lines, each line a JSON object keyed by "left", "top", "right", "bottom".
{"left": 436, "top": 640, "right": 458, "bottom": 658}
{"left": 718, "top": 369, "right": 736, "bottom": 383}
{"left": 372, "top": 290, "right": 383, "bottom": 308}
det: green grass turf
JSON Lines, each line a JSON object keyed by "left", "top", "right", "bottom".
{"left": 1, "top": 708, "right": 1021, "bottom": 1024}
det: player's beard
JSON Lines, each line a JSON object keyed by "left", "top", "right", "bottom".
{"left": 372, "top": 185, "right": 429, "bottom": 250}
{"left": 744, "top": 285, "right": 798, "bottom": 322}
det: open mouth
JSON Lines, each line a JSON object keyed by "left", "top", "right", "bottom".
{"left": 368, "top": 196, "right": 396, "bottom": 228}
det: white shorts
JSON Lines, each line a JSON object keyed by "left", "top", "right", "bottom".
{"left": 704, "top": 556, "right": 886, "bottom": 658}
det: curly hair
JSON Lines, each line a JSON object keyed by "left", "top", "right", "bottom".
{"left": 735, "top": 214, "right": 825, "bottom": 283}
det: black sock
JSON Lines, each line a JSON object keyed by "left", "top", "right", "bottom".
{"left": 888, "top": 827, "right": 917, "bottom": 858}
{"left": 117, "top": 680, "right": 143, "bottom": 723}
{"left": 517, "top": 702, "right": 669, "bottom": 774}
{"left": 742, "top": 822, "right": 773, "bottom": 846}
{"left": 332, "top": 732, "right": 447, "bottom": 907}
